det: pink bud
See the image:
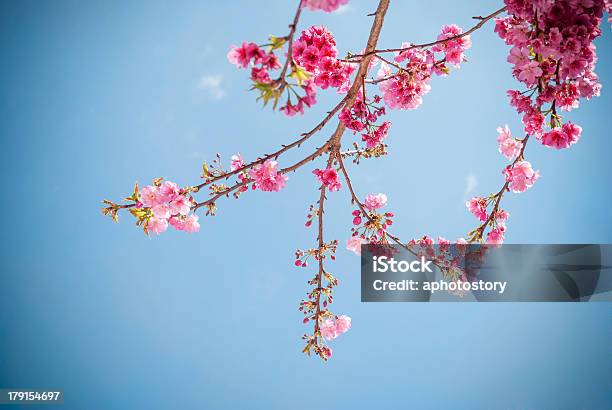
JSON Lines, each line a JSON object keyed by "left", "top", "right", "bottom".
{"left": 353, "top": 216, "right": 362, "bottom": 225}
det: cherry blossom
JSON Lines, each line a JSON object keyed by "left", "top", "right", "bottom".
{"left": 466, "top": 197, "right": 488, "bottom": 222}
{"left": 248, "top": 160, "right": 288, "bottom": 192}
{"left": 346, "top": 236, "right": 366, "bottom": 255}
{"left": 364, "top": 193, "right": 387, "bottom": 211}
{"left": 320, "top": 315, "right": 352, "bottom": 340}
{"left": 313, "top": 167, "right": 341, "bottom": 192}
{"left": 497, "top": 125, "right": 521, "bottom": 160}
{"left": 541, "top": 122, "right": 582, "bottom": 150}
{"left": 230, "top": 154, "right": 245, "bottom": 171}
{"left": 301, "top": 0, "right": 349, "bottom": 13}
{"left": 103, "top": 0, "right": 609, "bottom": 361}
{"left": 503, "top": 160, "right": 539, "bottom": 193}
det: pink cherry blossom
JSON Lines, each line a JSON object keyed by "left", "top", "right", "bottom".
{"left": 320, "top": 315, "right": 351, "bottom": 340}
{"left": 313, "top": 167, "right": 341, "bottom": 192}
{"left": 486, "top": 225, "right": 506, "bottom": 246}
{"left": 151, "top": 204, "right": 171, "bottom": 219}
{"left": 378, "top": 65, "right": 431, "bottom": 110}
{"left": 362, "top": 121, "right": 391, "bottom": 148}
{"left": 169, "top": 195, "right": 191, "bottom": 216}
{"left": 507, "top": 46, "right": 530, "bottom": 67}
{"left": 466, "top": 197, "right": 488, "bottom": 221}
{"left": 521, "top": 108, "right": 545, "bottom": 137}
{"left": 432, "top": 24, "right": 471, "bottom": 66}
{"left": 503, "top": 160, "right": 539, "bottom": 193}
{"left": 507, "top": 90, "right": 532, "bottom": 113}
{"left": 320, "top": 319, "right": 338, "bottom": 340}
{"left": 495, "top": 209, "right": 510, "bottom": 224}
{"left": 227, "top": 42, "right": 264, "bottom": 69}
{"left": 496, "top": 125, "right": 521, "bottom": 160}
{"left": 517, "top": 61, "right": 543, "bottom": 86}
{"left": 364, "top": 193, "right": 387, "bottom": 211}
{"left": 230, "top": 154, "right": 245, "bottom": 171}
{"left": 346, "top": 236, "right": 366, "bottom": 255}
{"left": 248, "top": 160, "right": 288, "bottom": 192}
{"left": 147, "top": 217, "right": 168, "bottom": 235}
{"left": 169, "top": 216, "right": 185, "bottom": 231}
{"left": 292, "top": 26, "right": 354, "bottom": 92}
{"left": 556, "top": 83, "right": 580, "bottom": 111}
{"left": 335, "top": 315, "right": 352, "bottom": 334}
{"left": 301, "top": 0, "right": 349, "bottom": 13}
{"left": 541, "top": 122, "right": 582, "bottom": 150}
{"left": 438, "top": 236, "right": 451, "bottom": 253}
{"left": 158, "top": 181, "right": 180, "bottom": 202}
{"left": 183, "top": 214, "right": 200, "bottom": 233}
{"left": 140, "top": 185, "right": 160, "bottom": 207}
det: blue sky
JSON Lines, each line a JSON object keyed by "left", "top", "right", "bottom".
{"left": 1, "top": 1, "right": 611, "bottom": 409}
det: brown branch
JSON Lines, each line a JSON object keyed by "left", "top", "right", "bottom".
{"left": 277, "top": 0, "right": 304, "bottom": 94}
{"left": 192, "top": 141, "right": 331, "bottom": 211}
{"left": 324, "top": 0, "right": 390, "bottom": 154}
{"left": 309, "top": 0, "right": 391, "bottom": 357}
{"left": 346, "top": 6, "right": 507, "bottom": 61}
{"left": 194, "top": 95, "right": 347, "bottom": 191}
{"left": 311, "top": 153, "right": 334, "bottom": 354}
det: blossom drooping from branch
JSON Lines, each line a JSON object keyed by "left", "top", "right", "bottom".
{"left": 364, "top": 193, "right": 387, "bottom": 211}
{"left": 466, "top": 197, "right": 488, "bottom": 222}
{"left": 503, "top": 160, "right": 539, "bottom": 193}
{"left": 541, "top": 122, "right": 582, "bottom": 150}
{"left": 496, "top": 0, "right": 604, "bottom": 144}
{"left": 313, "top": 167, "right": 341, "bottom": 191}
{"left": 497, "top": 125, "right": 521, "bottom": 160}
{"left": 320, "top": 315, "right": 352, "bottom": 340}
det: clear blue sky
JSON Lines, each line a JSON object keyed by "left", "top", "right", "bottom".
{"left": 1, "top": 1, "right": 611, "bottom": 409}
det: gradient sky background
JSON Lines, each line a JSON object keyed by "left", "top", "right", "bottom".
{"left": 1, "top": 1, "right": 611, "bottom": 409}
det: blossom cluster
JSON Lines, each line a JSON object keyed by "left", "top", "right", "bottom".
{"left": 495, "top": 0, "right": 604, "bottom": 148}
{"left": 139, "top": 181, "right": 200, "bottom": 234}
{"left": 376, "top": 24, "right": 471, "bottom": 110}
{"left": 347, "top": 193, "right": 394, "bottom": 255}
{"left": 227, "top": 42, "right": 281, "bottom": 86}
{"left": 301, "top": 0, "right": 349, "bottom": 13}
{"left": 339, "top": 94, "right": 391, "bottom": 150}
{"left": 503, "top": 160, "right": 539, "bottom": 193}
{"left": 248, "top": 160, "right": 288, "bottom": 192}
{"left": 292, "top": 26, "right": 355, "bottom": 93}
{"left": 320, "top": 315, "right": 351, "bottom": 340}
{"left": 313, "top": 167, "right": 341, "bottom": 192}
{"left": 102, "top": 180, "right": 200, "bottom": 236}
{"left": 496, "top": 125, "right": 521, "bottom": 160}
